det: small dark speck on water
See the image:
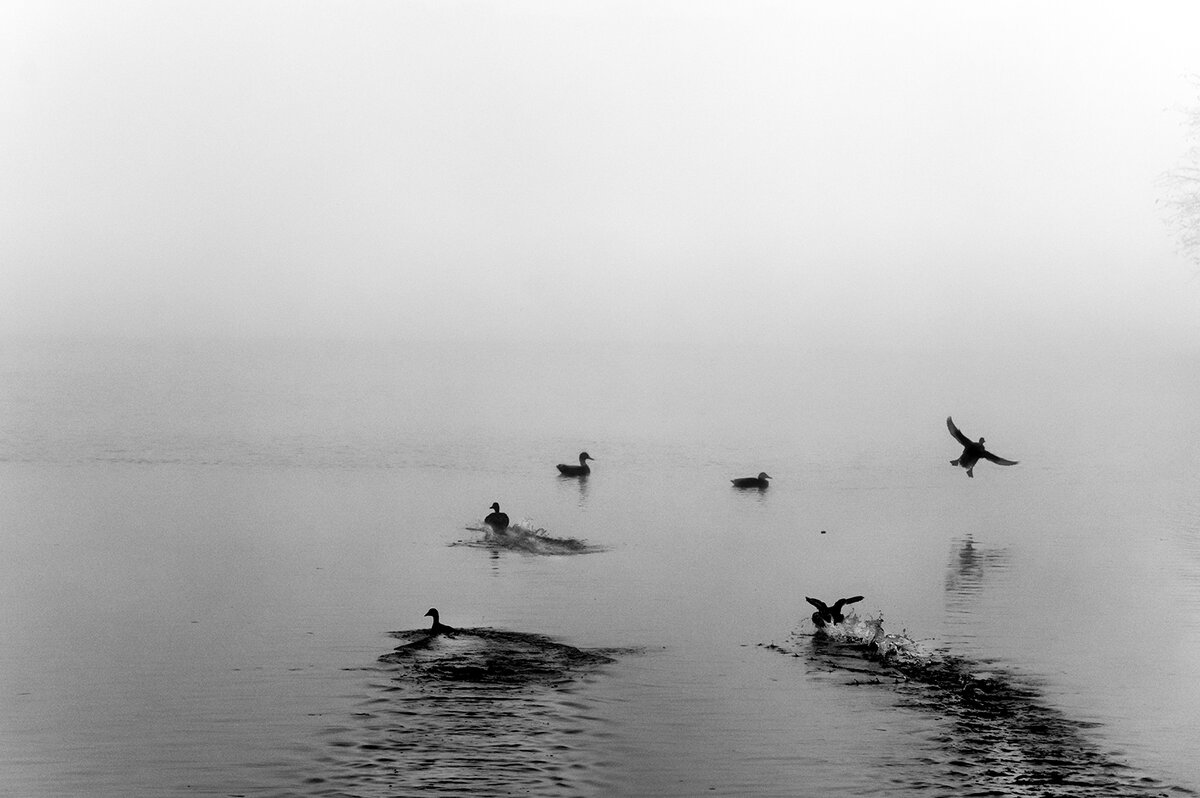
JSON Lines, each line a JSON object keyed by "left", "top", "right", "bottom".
{"left": 820, "top": 530, "right": 827, "bottom": 534}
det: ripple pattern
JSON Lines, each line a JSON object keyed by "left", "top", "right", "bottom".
{"left": 766, "top": 617, "right": 1193, "bottom": 798}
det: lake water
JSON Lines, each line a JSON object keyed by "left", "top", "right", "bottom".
{"left": 1, "top": 336, "right": 1198, "bottom": 796}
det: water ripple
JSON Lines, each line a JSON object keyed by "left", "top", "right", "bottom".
{"left": 290, "top": 628, "right": 628, "bottom": 797}
{"left": 764, "top": 617, "right": 1193, "bottom": 798}
{"left": 304, "top": 670, "right": 617, "bottom": 797}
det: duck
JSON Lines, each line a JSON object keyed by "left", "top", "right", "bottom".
{"left": 423, "top": 607, "right": 456, "bottom": 634}
{"left": 946, "top": 416, "right": 1018, "bottom": 478}
{"left": 556, "top": 452, "right": 594, "bottom": 476}
{"left": 731, "top": 472, "right": 772, "bottom": 489}
{"left": 483, "top": 502, "right": 509, "bottom": 532}
{"left": 806, "top": 595, "right": 864, "bottom": 628}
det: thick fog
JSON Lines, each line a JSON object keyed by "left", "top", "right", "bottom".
{"left": 2, "top": 1, "right": 1198, "bottom": 346}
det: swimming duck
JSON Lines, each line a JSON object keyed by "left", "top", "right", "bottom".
{"left": 423, "top": 608, "right": 456, "bottom": 634}
{"left": 806, "top": 595, "right": 864, "bottom": 627}
{"left": 483, "top": 502, "right": 509, "bottom": 532}
{"left": 946, "top": 416, "right": 1018, "bottom": 478}
{"left": 731, "top": 472, "right": 772, "bottom": 489}
{"left": 556, "top": 452, "right": 594, "bottom": 476}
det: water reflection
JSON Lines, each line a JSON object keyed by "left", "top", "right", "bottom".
{"left": 730, "top": 480, "right": 770, "bottom": 505}
{"left": 1168, "top": 492, "right": 1200, "bottom": 617}
{"left": 945, "top": 536, "right": 1011, "bottom": 598}
{"left": 556, "top": 471, "right": 589, "bottom": 507}
{"left": 944, "top": 536, "right": 1011, "bottom": 642}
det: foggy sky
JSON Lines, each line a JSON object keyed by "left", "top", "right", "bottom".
{"left": 3, "top": 1, "right": 1199, "bottom": 346}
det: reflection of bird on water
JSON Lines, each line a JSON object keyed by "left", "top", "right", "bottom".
{"left": 556, "top": 452, "right": 594, "bottom": 476}
{"left": 731, "top": 472, "right": 772, "bottom": 489}
{"left": 944, "top": 536, "right": 1010, "bottom": 599}
{"left": 424, "top": 607, "right": 456, "bottom": 634}
{"left": 946, "top": 416, "right": 1018, "bottom": 478}
{"left": 806, "top": 595, "right": 864, "bottom": 628}
{"left": 484, "top": 502, "right": 509, "bottom": 532}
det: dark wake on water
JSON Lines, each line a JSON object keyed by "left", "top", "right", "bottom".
{"left": 764, "top": 614, "right": 1193, "bottom": 797}
{"left": 297, "top": 629, "right": 625, "bottom": 797}
{"left": 380, "top": 625, "right": 619, "bottom": 686}
{"left": 453, "top": 523, "right": 607, "bottom": 556}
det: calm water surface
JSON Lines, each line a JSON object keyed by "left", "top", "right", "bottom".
{"left": 1, "top": 338, "right": 1198, "bottom": 796}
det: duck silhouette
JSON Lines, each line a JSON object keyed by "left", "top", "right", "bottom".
{"left": 731, "top": 472, "right": 772, "bottom": 489}
{"left": 423, "top": 608, "right": 456, "bottom": 634}
{"left": 556, "top": 452, "right": 594, "bottom": 477}
{"left": 806, "top": 595, "right": 864, "bottom": 627}
{"left": 483, "top": 502, "right": 510, "bottom": 532}
{"left": 947, "top": 416, "right": 1019, "bottom": 478}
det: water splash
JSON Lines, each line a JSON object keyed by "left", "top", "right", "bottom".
{"left": 454, "top": 523, "right": 607, "bottom": 556}
{"left": 381, "top": 626, "right": 618, "bottom": 687}
{"left": 764, "top": 613, "right": 1192, "bottom": 797}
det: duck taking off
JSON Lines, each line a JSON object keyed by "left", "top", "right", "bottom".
{"left": 556, "top": 452, "right": 594, "bottom": 476}
{"left": 806, "top": 596, "right": 864, "bottom": 628}
{"left": 731, "top": 472, "right": 772, "bottom": 489}
{"left": 946, "top": 416, "right": 1019, "bottom": 478}
{"left": 423, "top": 608, "right": 456, "bottom": 634}
{"left": 483, "top": 502, "right": 509, "bottom": 532}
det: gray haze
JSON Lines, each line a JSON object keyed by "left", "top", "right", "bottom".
{"left": 2, "top": 1, "right": 1199, "bottom": 346}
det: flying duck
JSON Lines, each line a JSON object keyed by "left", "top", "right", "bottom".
{"left": 556, "top": 452, "right": 594, "bottom": 477}
{"left": 731, "top": 472, "right": 772, "bottom": 489}
{"left": 423, "top": 608, "right": 456, "bottom": 634}
{"left": 806, "top": 596, "right": 864, "bottom": 628}
{"left": 946, "top": 416, "right": 1019, "bottom": 478}
{"left": 483, "top": 502, "right": 509, "bottom": 532}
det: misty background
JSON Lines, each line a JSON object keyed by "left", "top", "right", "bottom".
{"left": 3, "top": 1, "right": 1199, "bottom": 348}
{"left": 6, "top": 6, "right": 1200, "bottom": 795}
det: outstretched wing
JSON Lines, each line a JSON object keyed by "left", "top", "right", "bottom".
{"left": 833, "top": 595, "right": 864, "bottom": 611}
{"left": 981, "top": 451, "right": 1018, "bottom": 466}
{"left": 805, "top": 596, "right": 829, "bottom": 612}
{"left": 946, "top": 416, "right": 971, "bottom": 446}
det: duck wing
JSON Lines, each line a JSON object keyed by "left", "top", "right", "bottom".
{"left": 832, "top": 595, "right": 864, "bottom": 612}
{"left": 981, "top": 451, "right": 1018, "bottom": 466}
{"left": 946, "top": 416, "right": 972, "bottom": 447}
{"left": 805, "top": 597, "right": 830, "bottom": 612}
